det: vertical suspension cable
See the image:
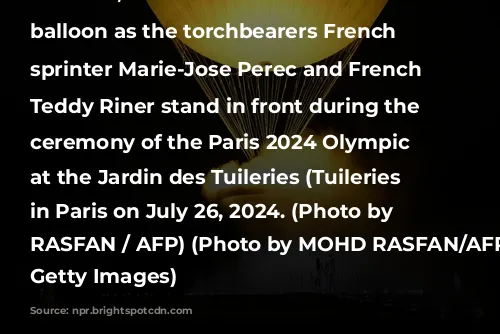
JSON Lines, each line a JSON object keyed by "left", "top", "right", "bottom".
{"left": 171, "top": 38, "right": 362, "bottom": 160}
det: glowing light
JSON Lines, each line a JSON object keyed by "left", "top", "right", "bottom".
{"left": 147, "top": 0, "right": 387, "bottom": 68}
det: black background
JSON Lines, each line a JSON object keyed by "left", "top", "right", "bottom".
{"left": 26, "top": 0, "right": 497, "bottom": 321}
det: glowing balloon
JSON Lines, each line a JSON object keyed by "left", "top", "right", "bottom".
{"left": 147, "top": 0, "right": 388, "bottom": 159}
{"left": 147, "top": 0, "right": 387, "bottom": 68}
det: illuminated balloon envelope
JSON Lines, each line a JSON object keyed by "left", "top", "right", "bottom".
{"left": 147, "top": 0, "right": 387, "bottom": 159}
